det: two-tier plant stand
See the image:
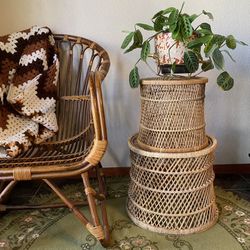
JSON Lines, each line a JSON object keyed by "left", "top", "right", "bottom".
{"left": 127, "top": 76, "right": 218, "bottom": 234}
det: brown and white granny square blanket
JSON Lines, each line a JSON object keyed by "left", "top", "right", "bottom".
{"left": 0, "top": 26, "right": 59, "bottom": 158}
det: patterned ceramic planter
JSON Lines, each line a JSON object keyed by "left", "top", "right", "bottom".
{"left": 154, "top": 32, "right": 188, "bottom": 74}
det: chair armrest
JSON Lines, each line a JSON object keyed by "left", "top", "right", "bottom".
{"left": 93, "top": 71, "right": 107, "bottom": 140}
{"left": 85, "top": 71, "right": 108, "bottom": 166}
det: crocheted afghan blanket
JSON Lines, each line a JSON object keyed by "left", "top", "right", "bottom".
{"left": 0, "top": 26, "right": 59, "bottom": 158}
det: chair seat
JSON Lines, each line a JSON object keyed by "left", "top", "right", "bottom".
{"left": 0, "top": 130, "right": 93, "bottom": 168}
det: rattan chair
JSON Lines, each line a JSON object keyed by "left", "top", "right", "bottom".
{"left": 0, "top": 34, "right": 110, "bottom": 246}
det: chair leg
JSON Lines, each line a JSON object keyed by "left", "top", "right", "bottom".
{"left": 43, "top": 176, "right": 110, "bottom": 247}
{"left": 43, "top": 179, "right": 90, "bottom": 228}
{"left": 96, "top": 165, "right": 111, "bottom": 246}
{"left": 81, "top": 172, "right": 110, "bottom": 247}
{"left": 0, "top": 181, "right": 17, "bottom": 204}
{"left": 97, "top": 162, "right": 108, "bottom": 197}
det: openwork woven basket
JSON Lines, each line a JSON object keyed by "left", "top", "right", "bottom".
{"left": 138, "top": 77, "right": 208, "bottom": 153}
{"left": 127, "top": 134, "right": 218, "bottom": 235}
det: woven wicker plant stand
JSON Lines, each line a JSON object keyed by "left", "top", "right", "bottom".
{"left": 127, "top": 76, "right": 218, "bottom": 235}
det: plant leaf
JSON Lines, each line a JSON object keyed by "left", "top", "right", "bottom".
{"left": 124, "top": 31, "right": 143, "bottom": 54}
{"left": 201, "top": 60, "right": 214, "bottom": 71}
{"left": 204, "top": 36, "right": 219, "bottom": 56}
{"left": 213, "top": 34, "right": 226, "bottom": 47}
{"left": 169, "top": 9, "right": 179, "bottom": 32}
{"left": 221, "top": 50, "right": 236, "bottom": 62}
{"left": 129, "top": 66, "right": 140, "bottom": 88}
{"left": 217, "top": 71, "right": 234, "bottom": 91}
{"left": 124, "top": 44, "right": 139, "bottom": 53}
{"left": 124, "top": 31, "right": 142, "bottom": 53}
{"left": 187, "top": 35, "right": 212, "bottom": 49}
{"left": 134, "top": 29, "right": 143, "bottom": 45}
{"left": 152, "top": 10, "right": 163, "bottom": 19}
{"left": 162, "top": 7, "right": 176, "bottom": 15}
{"left": 136, "top": 23, "right": 154, "bottom": 31}
{"left": 202, "top": 10, "right": 214, "bottom": 20}
{"left": 181, "top": 15, "right": 193, "bottom": 39}
{"left": 172, "top": 20, "right": 181, "bottom": 40}
{"left": 184, "top": 51, "right": 199, "bottom": 73}
{"left": 197, "top": 29, "right": 212, "bottom": 35}
{"left": 154, "top": 15, "right": 165, "bottom": 31}
{"left": 152, "top": 7, "right": 176, "bottom": 19}
{"left": 121, "top": 32, "right": 134, "bottom": 49}
{"left": 192, "top": 47, "right": 202, "bottom": 58}
{"left": 226, "top": 35, "right": 236, "bottom": 49}
{"left": 141, "top": 41, "right": 150, "bottom": 61}
{"left": 189, "top": 14, "right": 199, "bottom": 23}
{"left": 212, "top": 48, "right": 224, "bottom": 70}
{"left": 200, "top": 22, "right": 211, "bottom": 31}
{"left": 124, "top": 30, "right": 143, "bottom": 53}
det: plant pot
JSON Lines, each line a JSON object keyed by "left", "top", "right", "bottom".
{"left": 160, "top": 64, "right": 189, "bottom": 74}
{"left": 154, "top": 32, "right": 189, "bottom": 74}
{"left": 138, "top": 76, "right": 208, "bottom": 152}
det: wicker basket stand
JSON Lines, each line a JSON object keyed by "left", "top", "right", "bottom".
{"left": 138, "top": 77, "right": 208, "bottom": 153}
{"left": 127, "top": 76, "right": 218, "bottom": 235}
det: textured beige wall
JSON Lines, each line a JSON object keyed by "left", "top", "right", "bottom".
{"left": 0, "top": 0, "right": 250, "bottom": 166}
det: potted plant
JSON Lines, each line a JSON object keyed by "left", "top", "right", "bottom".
{"left": 121, "top": 2, "right": 247, "bottom": 90}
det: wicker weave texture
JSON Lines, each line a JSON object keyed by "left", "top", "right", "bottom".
{"left": 138, "top": 77, "right": 208, "bottom": 152}
{"left": 127, "top": 134, "right": 218, "bottom": 234}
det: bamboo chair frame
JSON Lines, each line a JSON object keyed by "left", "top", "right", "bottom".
{"left": 0, "top": 34, "right": 111, "bottom": 246}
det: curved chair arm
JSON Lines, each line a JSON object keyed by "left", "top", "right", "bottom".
{"left": 85, "top": 71, "right": 108, "bottom": 166}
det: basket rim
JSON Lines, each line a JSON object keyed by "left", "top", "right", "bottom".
{"left": 140, "top": 76, "right": 208, "bottom": 85}
{"left": 136, "top": 138, "right": 208, "bottom": 153}
{"left": 128, "top": 134, "right": 217, "bottom": 158}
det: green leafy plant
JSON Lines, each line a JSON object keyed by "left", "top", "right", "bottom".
{"left": 121, "top": 2, "right": 247, "bottom": 90}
